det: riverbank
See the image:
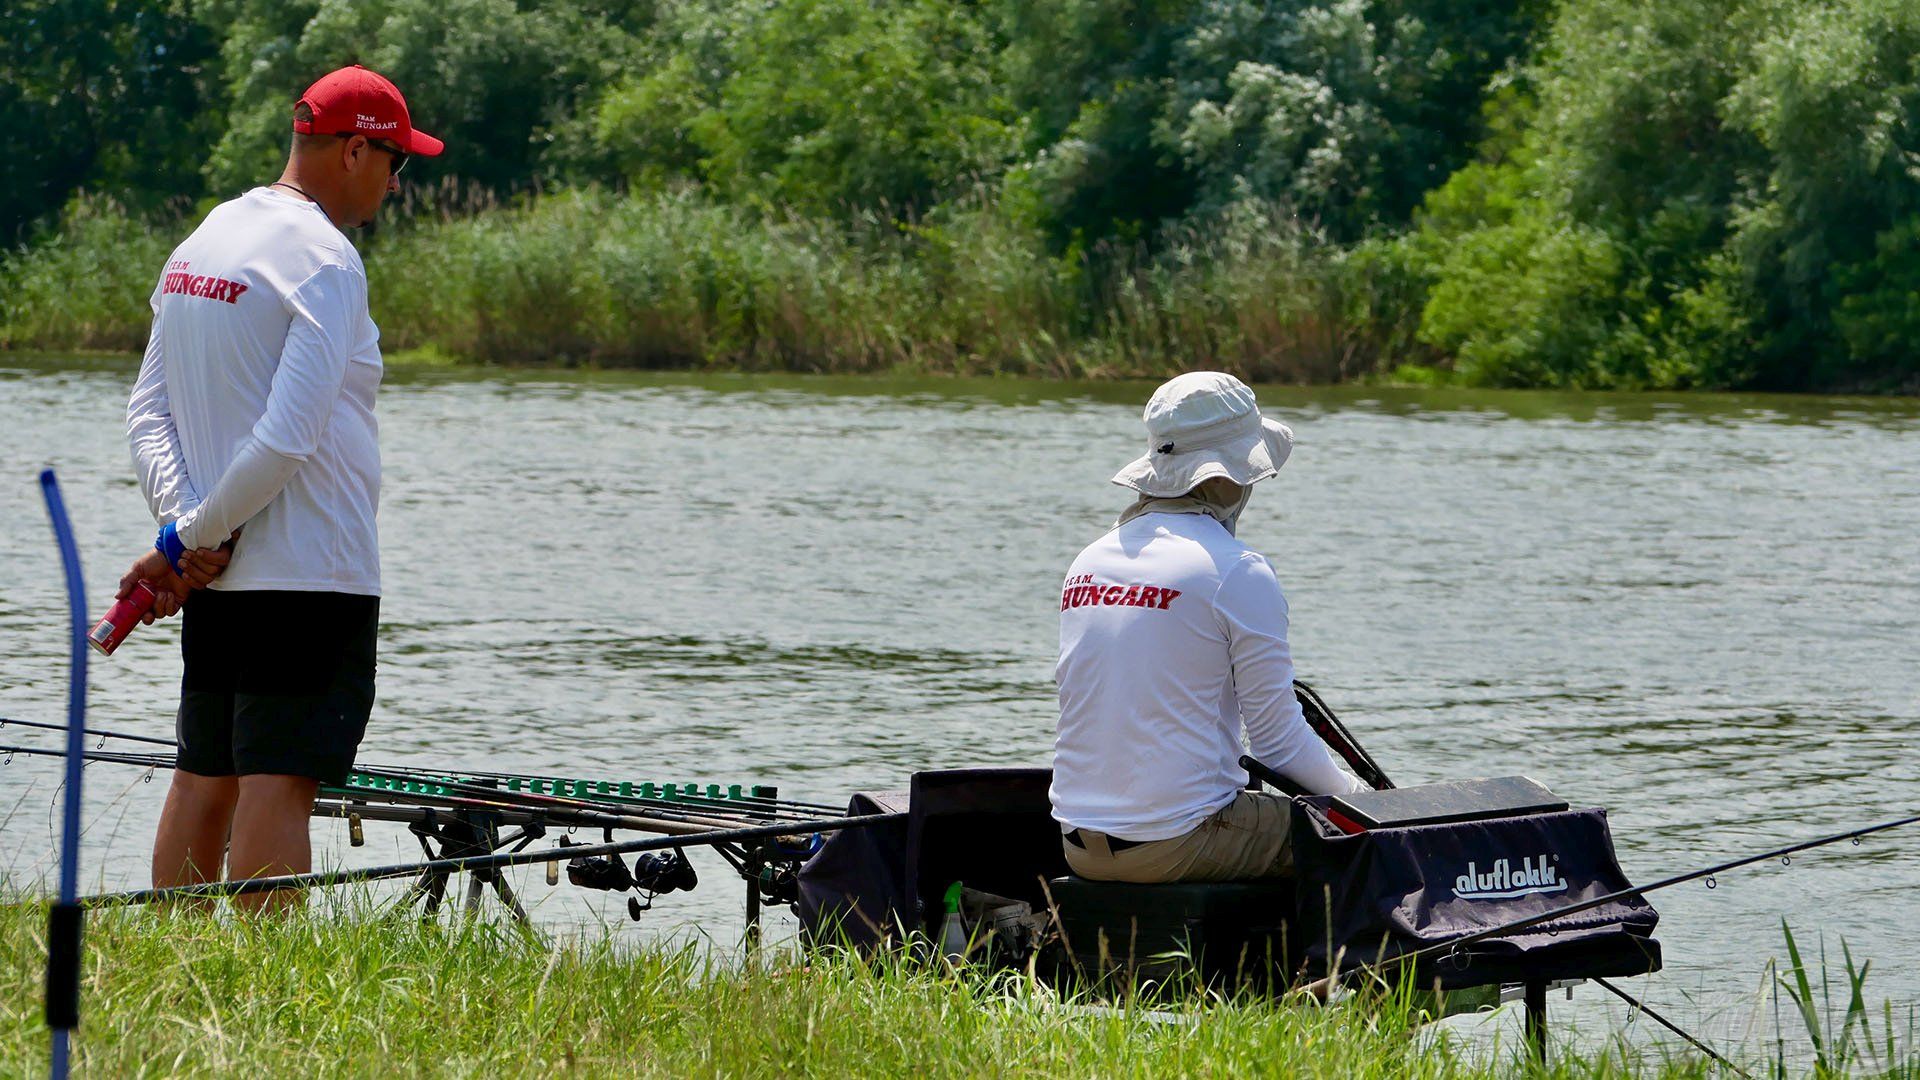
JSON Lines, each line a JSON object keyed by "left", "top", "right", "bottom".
{"left": 0, "top": 899, "right": 1738, "bottom": 1078}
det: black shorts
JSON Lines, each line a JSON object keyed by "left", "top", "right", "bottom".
{"left": 177, "top": 589, "right": 378, "bottom": 785}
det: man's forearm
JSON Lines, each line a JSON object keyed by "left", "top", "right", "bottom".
{"left": 127, "top": 318, "right": 202, "bottom": 523}
{"left": 164, "top": 436, "right": 301, "bottom": 555}
{"left": 1249, "top": 726, "right": 1365, "bottom": 796}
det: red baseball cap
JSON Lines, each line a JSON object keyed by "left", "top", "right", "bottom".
{"left": 293, "top": 65, "right": 445, "bottom": 157}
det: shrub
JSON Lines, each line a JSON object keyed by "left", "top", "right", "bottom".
{"left": 0, "top": 195, "right": 174, "bottom": 352}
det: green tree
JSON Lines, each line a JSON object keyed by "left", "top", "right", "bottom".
{"left": 992, "top": 0, "right": 1199, "bottom": 247}
{"left": 0, "top": 0, "right": 223, "bottom": 241}
{"left": 1409, "top": 0, "right": 1776, "bottom": 387}
{"left": 998, "top": 0, "right": 1545, "bottom": 248}
{"left": 199, "top": 0, "right": 646, "bottom": 199}
{"left": 593, "top": 0, "right": 1024, "bottom": 217}
{"left": 1724, "top": 0, "right": 1920, "bottom": 389}
{"left": 1412, "top": 0, "right": 1920, "bottom": 391}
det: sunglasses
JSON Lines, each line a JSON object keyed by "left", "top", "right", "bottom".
{"left": 336, "top": 132, "right": 408, "bottom": 176}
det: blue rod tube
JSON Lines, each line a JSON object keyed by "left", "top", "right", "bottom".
{"left": 39, "top": 469, "right": 88, "bottom": 1080}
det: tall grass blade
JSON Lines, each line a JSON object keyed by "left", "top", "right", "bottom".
{"left": 1777, "top": 919, "right": 1828, "bottom": 1074}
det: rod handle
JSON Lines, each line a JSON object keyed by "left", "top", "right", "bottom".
{"left": 1240, "top": 755, "right": 1309, "bottom": 797}
{"left": 44, "top": 902, "right": 82, "bottom": 1030}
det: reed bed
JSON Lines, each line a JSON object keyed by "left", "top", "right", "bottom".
{"left": 0, "top": 197, "right": 178, "bottom": 354}
{"left": 0, "top": 190, "right": 1388, "bottom": 383}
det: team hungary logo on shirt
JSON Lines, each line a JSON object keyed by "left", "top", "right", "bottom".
{"left": 1060, "top": 573, "right": 1182, "bottom": 611}
{"left": 161, "top": 260, "right": 249, "bottom": 305}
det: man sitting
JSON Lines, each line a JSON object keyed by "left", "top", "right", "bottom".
{"left": 1050, "top": 371, "right": 1364, "bottom": 883}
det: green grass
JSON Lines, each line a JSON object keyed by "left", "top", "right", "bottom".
{"left": 0, "top": 189, "right": 1389, "bottom": 383}
{"left": 1771, "top": 920, "right": 1918, "bottom": 1080}
{"left": 0, "top": 894, "right": 1795, "bottom": 1079}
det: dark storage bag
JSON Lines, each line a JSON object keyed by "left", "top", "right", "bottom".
{"left": 1292, "top": 794, "right": 1661, "bottom": 990}
{"left": 796, "top": 791, "right": 910, "bottom": 951}
{"left": 904, "top": 767, "right": 1066, "bottom": 933}
{"left": 797, "top": 768, "right": 1067, "bottom": 951}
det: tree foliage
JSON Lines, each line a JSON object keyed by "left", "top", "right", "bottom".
{"left": 198, "top": 0, "right": 646, "bottom": 198}
{"left": 1409, "top": 0, "right": 1920, "bottom": 390}
{"left": 591, "top": 0, "right": 1025, "bottom": 216}
{"left": 996, "top": 0, "right": 1545, "bottom": 247}
{"left": 6, "top": 0, "right": 1919, "bottom": 391}
{"left": 0, "top": 0, "right": 222, "bottom": 241}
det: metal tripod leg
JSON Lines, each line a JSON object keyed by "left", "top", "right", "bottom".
{"left": 489, "top": 869, "right": 531, "bottom": 924}
{"left": 1524, "top": 980, "right": 1548, "bottom": 1065}
{"left": 407, "top": 868, "right": 452, "bottom": 915}
{"left": 401, "top": 807, "right": 515, "bottom": 920}
{"left": 744, "top": 848, "right": 763, "bottom": 952}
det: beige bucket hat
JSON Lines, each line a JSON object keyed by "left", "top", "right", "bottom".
{"left": 1111, "top": 372, "right": 1294, "bottom": 498}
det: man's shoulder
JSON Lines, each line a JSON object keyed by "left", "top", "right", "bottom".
{"left": 1076, "top": 514, "right": 1242, "bottom": 579}
{"left": 192, "top": 190, "right": 362, "bottom": 274}
{"left": 1125, "top": 511, "right": 1252, "bottom": 553}
{"left": 1150, "top": 515, "right": 1278, "bottom": 584}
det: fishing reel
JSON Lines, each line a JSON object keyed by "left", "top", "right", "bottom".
{"left": 755, "top": 861, "right": 800, "bottom": 906}
{"left": 565, "top": 851, "right": 635, "bottom": 893}
{"left": 621, "top": 851, "right": 698, "bottom": 920}
{"left": 750, "top": 833, "right": 817, "bottom": 906}
{"left": 560, "top": 834, "right": 698, "bottom": 920}
{"left": 632, "top": 850, "right": 698, "bottom": 895}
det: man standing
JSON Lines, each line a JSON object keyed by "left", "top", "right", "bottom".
{"left": 1050, "top": 371, "right": 1364, "bottom": 884}
{"left": 117, "top": 65, "right": 442, "bottom": 910}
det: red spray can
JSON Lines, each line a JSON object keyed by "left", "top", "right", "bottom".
{"left": 88, "top": 581, "right": 158, "bottom": 656}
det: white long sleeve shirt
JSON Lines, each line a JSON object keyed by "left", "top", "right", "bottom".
{"left": 1050, "top": 511, "right": 1362, "bottom": 841}
{"left": 127, "top": 186, "right": 383, "bottom": 595}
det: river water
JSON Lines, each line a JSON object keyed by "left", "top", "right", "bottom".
{"left": 2, "top": 355, "right": 1916, "bottom": 1058}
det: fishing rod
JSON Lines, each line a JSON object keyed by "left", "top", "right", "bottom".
{"left": 1315, "top": 811, "right": 1920, "bottom": 1077}
{"left": 0, "top": 720, "right": 831, "bottom": 825}
{"left": 1286, "top": 710, "right": 1918, "bottom": 1071}
{"left": 0, "top": 716, "right": 842, "bottom": 816}
{"left": 38, "top": 470, "right": 88, "bottom": 1080}
{"left": 0, "top": 743, "right": 809, "bottom": 838}
{"left": 0, "top": 717, "right": 174, "bottom": 748}
{"left": 1592, "top": 974, "right": 1753, "bottom": 1079}
{"left": 1376, "top": 810, "right": 1920, "bottom": 976}
{"left": 398, "top": 763, "right": 843, "bottom": 815}
{"left": 64, "top": 811, "right": 904, "bottom": 908}
{"left": 1233, "top": 682, "right": 1389, "bottom": 798}
{"left": 1294, "top": 681, "right": 1392, "bottom": 790}
{"left": 0, "top": 745, "right": 171, "bottom": 770}
{"left": 316, "top": 777, "right": 750, "bottom": 837}
{"left": 342, "top": 764, "right": 780, "bottom": 832}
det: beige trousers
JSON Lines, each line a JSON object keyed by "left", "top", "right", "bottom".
{"left": 1062, "top": 790, "right": 1294, "bottom": 883}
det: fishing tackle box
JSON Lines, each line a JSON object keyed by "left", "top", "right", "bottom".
{"left": 1292, "top": 777, "right": 1662, "bottom": 990}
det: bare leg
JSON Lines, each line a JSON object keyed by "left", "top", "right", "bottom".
{"left": 228, "top": 773, "right": 320, "bottom": 915}
{"left": 152, "top": 770, "right": 239, "bottom": 905}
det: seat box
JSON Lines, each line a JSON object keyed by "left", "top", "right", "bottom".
{"left": 1292, "top": 791, "right": 1662, "bottom": 990}
{"left": 1045, "top": 876, "right": 1297, "bottom": 991}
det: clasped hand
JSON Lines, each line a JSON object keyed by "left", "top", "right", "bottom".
{"left": 117, "top": 533, "right": 238, "bottom": 623}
